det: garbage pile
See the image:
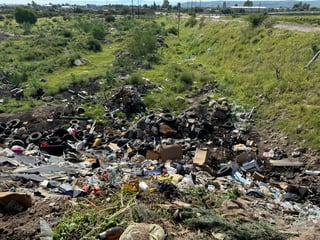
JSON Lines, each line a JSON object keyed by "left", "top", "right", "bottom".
{"left": 1, "top": 89, "right": 320, "bottom": 239}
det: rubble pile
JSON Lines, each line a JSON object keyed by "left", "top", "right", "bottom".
{"left": 1, "top": 86, "right": 320, "bottom": 239}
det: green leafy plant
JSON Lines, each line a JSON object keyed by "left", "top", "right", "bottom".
{"left": 247, "top": 13, "right": 268, "bottom": 27}
{"left": 87, "top": 38, "right": 102, "bottom": 52}
{"left": 14, "top": 6, "right": 37, "bottom": 24}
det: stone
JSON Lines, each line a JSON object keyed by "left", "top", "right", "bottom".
{"left": 159, "top": 124, "right": 177, "bottom": 137}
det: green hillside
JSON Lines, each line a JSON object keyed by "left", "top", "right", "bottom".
{"left": 1, "top": 11, "right": 320, "bottom": 147}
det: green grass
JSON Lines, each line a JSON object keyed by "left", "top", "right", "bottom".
{"left": 1, "top": 13, "right": 320, "bottom": 147}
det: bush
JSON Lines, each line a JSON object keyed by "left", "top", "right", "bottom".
{"left": 0, "top": 15, "right": 4, "bottom": 21}
{"left": 167, "top": 26, "right": 178, "bottom": 35}
{"left": 247, "top": 13, "right": 268, "bottom": 27}
{"left": 126, "top": 73, "right": 145, "bottom": 85}
{"left": 87, "top": 39, "right": 102, "bottom": 52}
{"left": 185, "top": 16, "right": 197, "bottom": 27}
{"left": 91, "top": 25, "right": 105, "bottom": 40}
{"left": 61, "top": 29, "right": 72, "bottom": 38}
{"left": 179, "top": 72, "right": 194, "bottom": 85}
{"left": 128, "top": 25, "right": 157, "bottom": 60}
{"left": 20, "top": 48, "right": 48, "bottom": 61}
{"left": 105, "top": 15, "right": 116, "bottom": 23}
{"left": 77, "top": 19, "right": 92, "bottom": 33}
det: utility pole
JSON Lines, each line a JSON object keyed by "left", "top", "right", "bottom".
{"left": 177, "top": 2, "right": 181, "bottom": 39}
{"left": 131, "top": 0, "right": 134, "bottom": 18}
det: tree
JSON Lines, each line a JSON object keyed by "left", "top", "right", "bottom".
{"left": 162, "top": 0, "right": 169, "bottom": 9}
{"left": 14, "top": 7, "right": 37, "bottom": 24}
{"left": 293, "top": 2, "right": 310, "bottom": 11}
{"left": 244, "top": 0, "right": 253, "bottom": 7}
{"left": 222, "top": 1, "right": 227, "bottom": 8}
{"left": 128, "top": 26, "right": 157, "bottom": 60}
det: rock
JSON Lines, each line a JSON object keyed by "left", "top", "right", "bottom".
{"left": 73, "top": 59, "right": 82, "bottom": 66}
{"left": 159, "top": 124, "right": 177, "bottom": 137}
{"left": 175, "top": 96, "right": 185, "bottom": 103}
{"left": 212, "top": 232, "right": 226, "bottom": 240}
{"left": 132, "top": 154, "right": 145, "bottom": 162}
{"left": 291, "top": 151, "right": 301, "bottom": 158}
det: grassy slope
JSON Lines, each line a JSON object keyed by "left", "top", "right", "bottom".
{"left": 1, "top": 14, "right": 320, "bottom": 147}
{"left": 138, "top": 15, "right": 320, "bottom": 148}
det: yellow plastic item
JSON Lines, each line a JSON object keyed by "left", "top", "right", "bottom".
{"left": 122, "top": 178, "right": 140, "bottom": 193}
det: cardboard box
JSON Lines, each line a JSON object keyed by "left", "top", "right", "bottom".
{"left": 159, "top": 144, "right": 183, "bottom": 162}
{"left": 193, "top": 148, "right": 209, "bottom": 166}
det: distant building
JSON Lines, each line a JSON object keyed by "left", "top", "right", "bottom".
{"left": 61, "top": 6, "right": 74, "bottom": 10}
{"left": 231, "top": 6, "right": 267, "bottom": 12}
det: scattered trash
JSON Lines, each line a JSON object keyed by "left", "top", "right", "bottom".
{"left": 119, "top": 223, "right": 166, "bottom": 240}
{"left": 0, "top": 91, "right": 319, "bottom": 239}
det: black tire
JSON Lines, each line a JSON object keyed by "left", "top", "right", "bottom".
{"left": 6, "top": 119, "right": 21, "bottom": 129}
{"left": 29, "top": 132, "right": 43, "bottom": 142}
{"left": 77, "top": 107, "right": 85, "bottom": 115}
{"left": 53, "top": 128, "right": 69, "bottom": 138}
{"left": 70, "top": 119, "right": 80, "bottom": 126}
{"left": 120, "top": 119, "right": 128, "bottom": 126}
{"left": 10, "top": 139, "right": 25, "bottom": 148}
{"left": 223, "top": 121, "right": 234, "bottom": 129}
{"left": 161, "top": 113, "right": 175, "bottom": 123}
{"left": 104, "top": 112, "right": 114, "bottom": 119}
{"left": 0, "top": 122, "right": 7, "bottom": 133}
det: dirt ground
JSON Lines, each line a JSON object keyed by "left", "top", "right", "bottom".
{"left": 0, "top": 176, "right": 69, "bottom": 240}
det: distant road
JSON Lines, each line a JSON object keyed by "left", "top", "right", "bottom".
{"left": 207, "top": 15, "right": 320, "bottom": 32}
{"left": 273, "top": 23, "right": 320, "bottom": 32}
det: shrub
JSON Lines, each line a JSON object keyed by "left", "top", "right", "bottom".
{"left": 77, "top": 19, "right": 92, "bottom": 33}
{"left": 105, "top": 15, "right": 116, "bottom": 23}
{"left": 179, "top": 71, "right": 194, "bottom": 85}
{"left": 21, "top": 23, "right": 32, "bottom": 34}
{"left": 247, "top": 13, "right": 268, "bottom": 27}
{"left": 0, "top": 15, "right": 4, "bottom": 21}
{"left": 87, "top": 39, "right": 102, "bottom": 52}
{"left": 126, "top": 73, "right": 145, "bottom": 85}
{"left": 20, "top": 49, "right": 48, "bottom": 61}
{"left": 167, "top": 26, "right": 178, "bottom": 35}
{"left": 128, "top": 26, "right": 157, "bottom": 60}
{"left": 61, "top": 29, "right": 72, "bottom": 38}
{"left": 6, "top": 15, "right": 14, "bottom": 20}
{"left": 199, "top": 16, "right": 206, "bottom": 28}
{"left": 91, "top": 25, "right": 106, "bottom": 40}
{"left": 185, "top": 16, "right": 197, "bottom": 27}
